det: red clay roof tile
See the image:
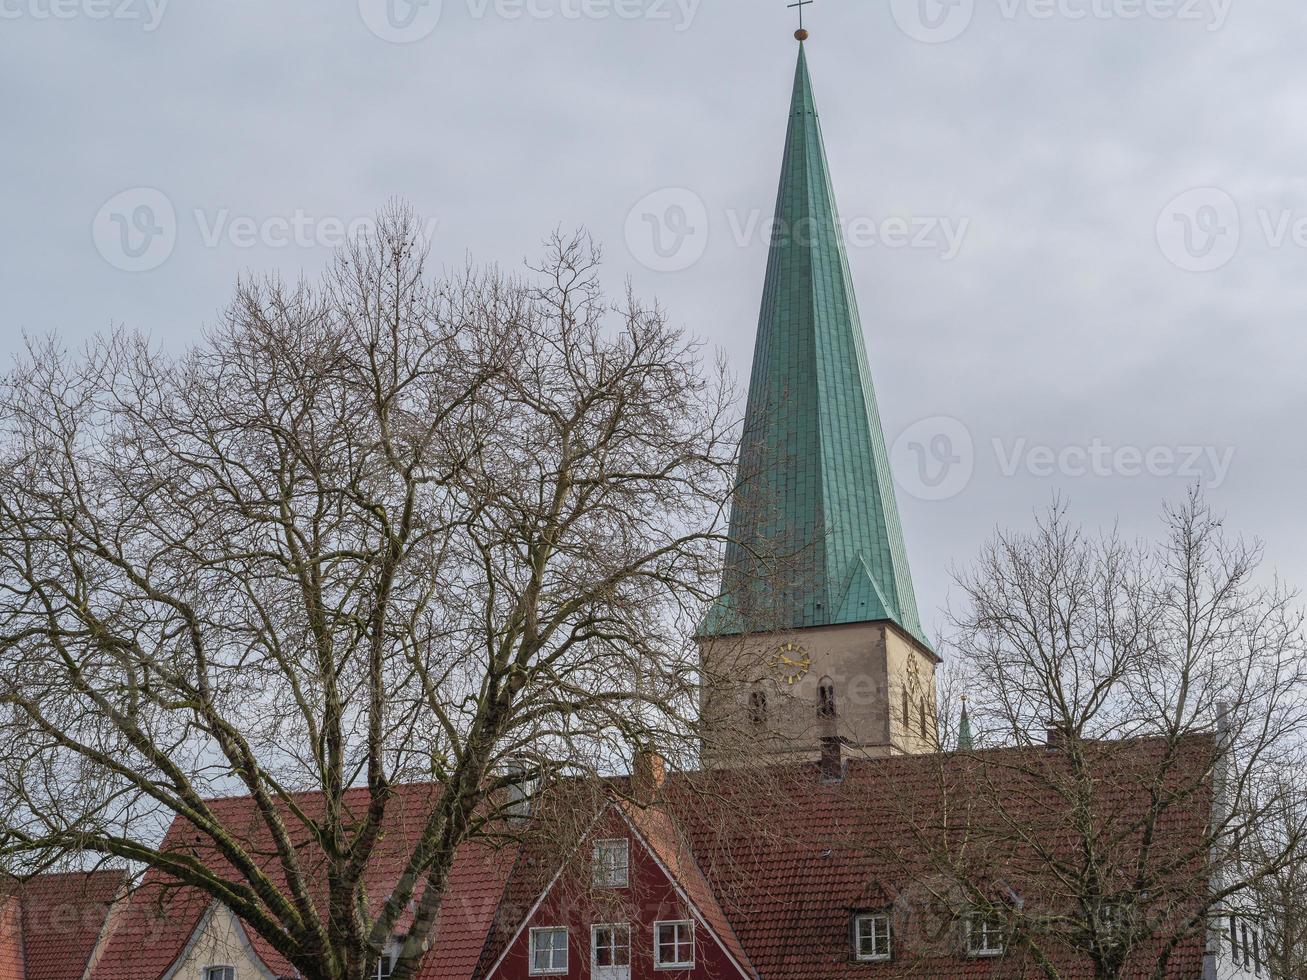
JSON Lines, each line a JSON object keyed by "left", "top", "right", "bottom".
{"left": 86, "top": 736, "right": 1216, "bottom": 980}
{"left": 0, "top": 871, "right": 124, "bottom": 980}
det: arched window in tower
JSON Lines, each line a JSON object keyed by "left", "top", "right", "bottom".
{"left": 818, "top": 677, "right": 837, "bottom": 719}
{"left": 919, "top": 699, "right": 929, "bottom": 739}
{"left": 902, "top": 689, "right": 911, "bottom": 730}
{"left": 748, "top": 685, "right": 768, "bottom": 729}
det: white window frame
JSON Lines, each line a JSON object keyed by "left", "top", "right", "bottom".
{"left": 592, "top": 838, "right": 630, "bottom": 889}
{"left": 373, "top": 940, "right": 401, "bottom": 980}
{"left": 202, "top": 967, "right": 235, "bottom": 980}
{"left": 654, "top": 920, "right": 695, "bottom": 969}
{"left": 853, "top": 912, "right": 891, "bottom": 962}
{"left": 965, "top": 915, "right": 1005, "bottom": 957}
{"left": 591, "top": 922, "right": 632, "bottom": 969}
{"left": 529, "top": 926, "right": 569, "bottom": 975}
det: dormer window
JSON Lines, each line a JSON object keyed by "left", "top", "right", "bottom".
{"left": 592, "top": 839, "right": 630, "bottom": 889}
{"left": 204, "top": 968, "right": 235, "bottom": 980}
{"left": 852, "top": 912, "right": 891, "bottom": 962}
{"left": 374, "top": 943, "right": 399, "bottom": 979}
{"left": 1096, "top": 903, "right": 1125, "bottom": 948}
{"left": 965, "top": 914, "right": 1005, "bottom": 957}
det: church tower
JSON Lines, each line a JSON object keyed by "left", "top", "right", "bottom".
{"left": 699, "top": 36, "right": 939, "bottom": 764}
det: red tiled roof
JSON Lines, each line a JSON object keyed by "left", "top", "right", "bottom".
{"left": 0, "top": 870, "right": 124, "bottom": 980}
{"left": 86, "top": 735, "right": 1218, "bottom": 980}
{"left": 90, "top": 786, "right": 518, "bottom": 980}
{"left": 671, "top": 736, "right": 1217, "bottom": 980}
{"left": 0, "top": 894, "right": 24, "bottom": 980}
{"left": 417, "top": 843, "right": 519, "bottom": 980}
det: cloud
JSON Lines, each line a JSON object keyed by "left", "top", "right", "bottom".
{"left": 2, "top": 0, "right": 1304, "bottom": 638}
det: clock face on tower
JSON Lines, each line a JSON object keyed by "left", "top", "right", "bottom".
{"left": 772, "top": 640, "right": 811, "bottom": 686}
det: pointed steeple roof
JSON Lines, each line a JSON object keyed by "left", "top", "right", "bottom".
{"left": 958, "top": 697, "right": 974, "bottom": 751}
{"left": 705, "top": 43, "right": 929, "bottom": 649}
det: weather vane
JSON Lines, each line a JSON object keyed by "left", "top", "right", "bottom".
{"left": 788, "top": 0, "right": 813, "bottom": 40}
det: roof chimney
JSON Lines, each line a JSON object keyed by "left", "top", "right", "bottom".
{"left": 632, "top": 749, "right": 666, "bottom": 804}
{"left": 1045, "top": 720, "right": 1071, "bottom": 751}
{"left": 820, "top": 736, "right": 844, "bottom": 784}
{"left": 1216, "top": 702, "right": 1231, "bottom": 733}
{"left": 1215, "top": 701, "right": 1234, "bottom": 749}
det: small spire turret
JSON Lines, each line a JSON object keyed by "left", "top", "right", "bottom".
{"left": 958, "top": 696, "right": 974, "bottom": 752}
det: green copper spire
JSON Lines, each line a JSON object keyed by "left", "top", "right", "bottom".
{"left": 958, "top": 698, "right": 974, "bottom": 751}
{"left": 705, "top": 44, "right": 928, "bottom": 649}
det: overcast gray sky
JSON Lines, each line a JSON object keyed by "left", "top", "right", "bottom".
{"left": 3, "top": 0, "right": 1304, "bottom": 644}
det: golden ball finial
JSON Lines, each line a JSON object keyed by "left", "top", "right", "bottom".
{"left": 795, "top": 28, "right": 809, "bottom": 41}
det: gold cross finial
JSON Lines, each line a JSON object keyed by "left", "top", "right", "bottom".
{"left": 788, "top": 0, "right": 813, "bottom": 40}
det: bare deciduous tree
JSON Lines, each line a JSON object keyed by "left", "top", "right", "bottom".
{"left": 0, "top": 205, "right": 738, "bottom": 980}
{"left": 1245, "top": 784, "right": 1307, "bottom": 978}
{"left": 912, "top": 492, "right": 1307, "bottom": 980}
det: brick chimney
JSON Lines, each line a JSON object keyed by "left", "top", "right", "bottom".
{"left": 1045, "top": 720, "right": 1072, "bottom": 751}
{"left": 632, "top": 749, "right": 666, "bottom": 803}
{"left": 820, "top": 736, "right": 844, "bottom": 784}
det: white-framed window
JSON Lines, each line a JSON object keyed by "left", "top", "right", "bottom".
{"left": 529, "top": 926, "right": 569, "bottom": 975}
{"left": 654, "top": 920, "right": 694, "bottom": 969}
{"left": 965, "top": 914, "right": 1005, "bottom": 957}
{"left": 1096, "top": 903, "right": 1125, "bottom": 943}
{"left": 374, "top": 942, "right": 400, "bottom": 980}
{"left": 592, "top": 838, "right": 630, "bottom": 889}
{"left": 853, "top": 912, "right": 891, "bottom": 962}
{"left": 204, "top": 968, "right": 235, "bottom": 980}
{"left": 592, "top": 923, "right": 632, "bottom": 967}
